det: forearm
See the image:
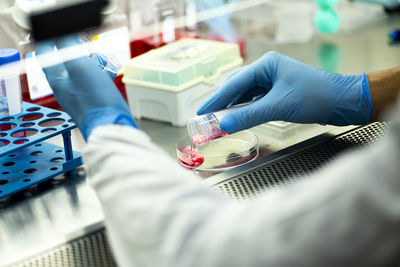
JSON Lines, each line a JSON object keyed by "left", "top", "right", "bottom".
{"left": 84, "top": 119, "right": 400, "bottom": 267}
{"left": 84, "top": 126, "right": 231, "bottom": 267}
{"left": 367, "top": 67, "right": 400, "bottom": 121}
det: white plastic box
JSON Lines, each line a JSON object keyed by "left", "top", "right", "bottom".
{"left": 122, "top": 38, "right": 243, "bottom": 126}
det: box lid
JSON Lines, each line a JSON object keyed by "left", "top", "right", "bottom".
{"left": 122, "top": 38, "right": 243, "bottom": 92}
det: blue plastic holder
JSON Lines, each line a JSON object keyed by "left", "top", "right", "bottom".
{"left": 0, "top": 102, "right": 82, "bottom": 199}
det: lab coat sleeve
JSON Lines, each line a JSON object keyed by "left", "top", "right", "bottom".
{"left": 84, "top": 110, "right": 400, "bottom": 267}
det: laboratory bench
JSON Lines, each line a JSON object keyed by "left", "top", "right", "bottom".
{"left": 1, "top": 4, "right": 399, "bottom": 266}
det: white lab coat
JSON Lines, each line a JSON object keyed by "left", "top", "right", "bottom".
{"left": 84, "top": 103, "right": 400, "bottom": 267}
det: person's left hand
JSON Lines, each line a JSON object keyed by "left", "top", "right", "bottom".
{"left": 35, "top": 35, "right": 138, "bottom": 141}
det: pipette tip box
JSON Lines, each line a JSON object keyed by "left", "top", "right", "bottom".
{"left": 123, "top": 38, "right": 243, "bottom": 126}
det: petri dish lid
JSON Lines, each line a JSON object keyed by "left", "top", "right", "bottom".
{"left": 177, "top": 130, "right": 259, "bottom": 172}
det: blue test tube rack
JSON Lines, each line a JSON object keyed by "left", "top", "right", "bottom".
{"left": 0, "top": 102, "right": 82, "bottom": 199}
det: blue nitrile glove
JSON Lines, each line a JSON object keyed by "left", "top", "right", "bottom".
{"left": 35, "top": 35, "right": 138, "bottom": 141}
{"left": 197, "top": 51, "right": 373, "bottom": 133}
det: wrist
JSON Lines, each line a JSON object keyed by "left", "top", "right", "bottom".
{"left": 367, "top": 68, "right": 400, "bottom": 122}
{"left": 114, "top": 114, "right": 138, "bottom": 128}
{"left": 360, "top": 72, "right": 374, "bottom": 122}
{"left": 81, "top": 108, "right": 138, "bottom": 141}
{"left": 326, "top": 73, "right": 373, "bottom": 126}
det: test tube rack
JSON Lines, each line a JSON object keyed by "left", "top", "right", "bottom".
{"left": 0, "top": 102, "right": 82, "bottom": 199}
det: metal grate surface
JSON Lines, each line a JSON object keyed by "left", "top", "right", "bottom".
{"left": 8, "top": 122, "right": 388, "bottom": 267}
{"left": 215, "top": 122, "right": 388, "bottom": 200}
{"left": 9, "top": 229, "right": 116, "bottom": 267}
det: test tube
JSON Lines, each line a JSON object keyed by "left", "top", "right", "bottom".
{"left": 187, "top": 106, "right": 237, "bottom": 146}
{"left": 79, "top": 33, "right": 123, "bottom": 80}
{"left": 187, "top": 98, "right": 262, "bottom": 146}
{"left": 0, "top": 49, "right": 22, "bottom": 116}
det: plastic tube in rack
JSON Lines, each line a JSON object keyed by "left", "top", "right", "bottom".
{"left": 0, "top": 49, "right": 22, "bottom": 116}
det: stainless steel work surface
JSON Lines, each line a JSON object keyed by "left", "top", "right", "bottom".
{"left": 1, "top": 3, "right": 400, "bottom": 266}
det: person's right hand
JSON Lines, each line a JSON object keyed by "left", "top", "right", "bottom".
{"left": 197, "top": 51, "right": 373, "bottom": 133}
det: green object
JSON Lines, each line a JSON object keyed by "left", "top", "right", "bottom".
{"left": 315, "top": 0, "right": 338, "bottom": 9}
{"left": 315, "top": 9, "right": 340, "bottom": 33}
{"left": 318, "top": 43, "right": 341, "bottom": 72}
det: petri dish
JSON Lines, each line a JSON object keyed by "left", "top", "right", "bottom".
{"left": 176, "top": 130, "right": 259, "bottom": 172}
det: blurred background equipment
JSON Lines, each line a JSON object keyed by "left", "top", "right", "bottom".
{"left": 359, "top": 0, "right": 400, "bottom": 9}
{"left": 29, "top": 0, "right": 109, "bottom": 41}
{"left": 315, "top": 0, "right": 340, "bottom": 33}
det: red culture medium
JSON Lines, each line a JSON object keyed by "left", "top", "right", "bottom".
{"left": 178, "top": 145, "right": 205, "bottom": 168}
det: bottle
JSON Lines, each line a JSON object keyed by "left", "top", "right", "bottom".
{"left": 0, "top": 48, "right": 22, "bottom": 116}
{"left": 157, "top": 0, "right": 177, "bottom": 44}
{"left": 183, "top": 0, "right": 198, "bottom": 36}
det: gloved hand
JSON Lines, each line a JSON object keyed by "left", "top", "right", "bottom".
{"left": 35, "top": 35, "right": 138, "bottom": 141}
{"left": 197, "top": 51, "right": 373, "bottom": 133}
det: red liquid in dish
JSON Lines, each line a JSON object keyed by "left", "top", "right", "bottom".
{"left": 179, "top": 132, "right": 229, "bottom": 168}
{"left": 178, "top": 145, "right": 205, "bottom": 168}
{"left": 192, "top": 131, "right": 230, "bottom": 146}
